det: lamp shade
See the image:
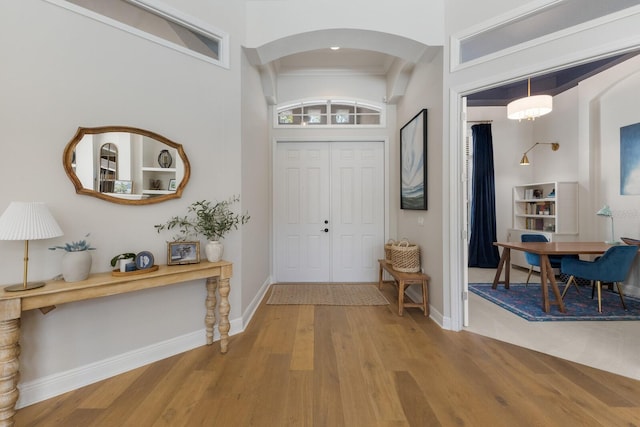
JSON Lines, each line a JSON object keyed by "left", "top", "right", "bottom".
{"left": 0, "top": 202, "right": 63, "bottom": 241}
{"left": 507, "top": 94, "right": 553, "bottom": 121}
{"left": 596, "top": 204, "right": 612, "bottom": 218}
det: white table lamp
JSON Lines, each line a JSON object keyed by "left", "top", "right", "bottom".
{"left": 0, "top": 202, "right": 63, "bottom": 292}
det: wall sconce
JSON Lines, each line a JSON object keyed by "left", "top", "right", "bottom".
{"left": 596, "top": 204, "right": 617, "bottom": 244}
{"left": 0, "top": 202, "right": 63, "bottom": 291}
{"left": 507, "top": 78, "right": 553, "bottom": 121}
{"left": 519, "top": 142, "right": 560, "bottom": 165}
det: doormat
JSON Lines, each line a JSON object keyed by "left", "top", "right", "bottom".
{"left": 267, "top": 283, "right": 389, "bottom": 306}
{"left": 469, "top": 283, "right": 640, "bottom": 321}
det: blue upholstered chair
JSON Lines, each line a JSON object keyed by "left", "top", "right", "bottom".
{"left": 521, "top": 234, "right": 573, "bottom": 286}
{"left": 561, "top": 245, "right": 638, "bottom": 313}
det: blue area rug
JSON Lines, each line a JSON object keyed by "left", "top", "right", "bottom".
{"left": 469, "top": 283, "right": 640, "bottom": 321}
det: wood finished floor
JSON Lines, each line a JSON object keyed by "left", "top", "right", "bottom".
{"left": 16, "top": 283, "right": 640, "bottom": 426}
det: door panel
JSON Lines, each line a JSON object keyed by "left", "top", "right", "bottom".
{"left": 276, "top": 143, "right": 331, "bottom": 282}
{"left": 331, "top": 143, "right": 384, "bottom": 281}
{"left": 276, "top": 141, "right": 384, "bottom": 282}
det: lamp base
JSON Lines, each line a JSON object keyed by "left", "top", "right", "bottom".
{"left": 4, "top": 281, "right": 46, "bottom": 292}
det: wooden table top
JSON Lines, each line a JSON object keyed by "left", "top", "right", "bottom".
{"left": 493, "top": 241, "right": 620, "bottom": 255}
{"left": 0, "top": 261, "right": 232, "bottom": 312}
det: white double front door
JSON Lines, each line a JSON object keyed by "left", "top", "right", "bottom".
{"left": 275, "top": 141, "right": 385, "bottom": 282}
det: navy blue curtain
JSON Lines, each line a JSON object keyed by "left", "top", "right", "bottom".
{"left": 468, "top": 124, "right": 500, "bottom": 268}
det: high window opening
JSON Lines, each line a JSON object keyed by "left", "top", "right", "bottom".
{"left": 46, "top": 0, "right": 229, "bottom": 68}
{"left": 276, "top": 99, "right": 383, "bottom": 128}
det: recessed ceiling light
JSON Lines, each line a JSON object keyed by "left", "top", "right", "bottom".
{"left": 330, "top": 46, "right": 340, "bottom": 50}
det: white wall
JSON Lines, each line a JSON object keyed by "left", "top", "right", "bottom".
{"left": 577, "top": 55, "right": 640, "bottom": 295}
{"left": 0, "top": 0, "right": 270, "bottom": 406}
{"left": 530, "top": 89, "right": 580, "bottom": 183}
{"left": 244, "top": 0, "right": 444, "bottom": 48}
{"left": 277, "top": 74, "right": 387, "bottom": 106}
{"left": 240, "top": 50, "right": 272, "bottom": 317}
{"left": 395, "top": 49, "right": 445, "bottom": 322}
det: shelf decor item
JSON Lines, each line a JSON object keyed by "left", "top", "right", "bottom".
{"left": 157, "top": 149, "right": 173, "bottom": 168}
{"left": 49, "top": 233, "right": 96, "bottom": 282}
{"left": 0, "top": 202, "right": 64, "bottom": 291}
{"left": 155, "top": 195, "right": 250, "bottom": 262}
{"left": 167, "top": 241, "right": 200, "bottom": 265}
{"left": 110, "top": 252, "right": 136, "bottom": 272}
{"left": 135, "top": 251, "right": 155, "bottom": 269}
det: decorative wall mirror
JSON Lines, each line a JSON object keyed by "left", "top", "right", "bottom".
{"left": 63, "top": 126, "right": 191, "bottom": 205}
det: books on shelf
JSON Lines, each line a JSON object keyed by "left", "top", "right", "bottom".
{"left": 526, "top": 218, "right": 545, "bottom": 230}
{"left": 524, "top": 202, "right": 555, "bottom": 215}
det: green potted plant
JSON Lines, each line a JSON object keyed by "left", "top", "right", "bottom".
{"left": 155, "top": 195, "right": 249, "bottom": 262}
{"left": 49, "top": 234, "right": 96, "bottom": 282}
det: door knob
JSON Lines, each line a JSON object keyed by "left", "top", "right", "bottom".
{"left": 324, "top": 220, "right": 329, "bottom": 224}
{"left": 321, "top": 228, "right": 329, "bottom": 233}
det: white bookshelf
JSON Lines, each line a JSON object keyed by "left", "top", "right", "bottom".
{"left": 508, "top": 181, "right": 578, "bottom": 269}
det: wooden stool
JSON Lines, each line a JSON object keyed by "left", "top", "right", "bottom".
{"left": 378, "top": 259, "right": 429, "bottom": 316}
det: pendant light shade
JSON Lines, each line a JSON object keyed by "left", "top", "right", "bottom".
{"left": 507, "top": 79, "right": 553, "bottom": 121}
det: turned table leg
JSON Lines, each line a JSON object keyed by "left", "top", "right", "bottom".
{"left": 217, "top": 278, "right": 230, "bottom": 354}
{"left": 205, "top": 277, "right": 218, "bottom": 346}
{"left": 0, "top": 318, "right": 20, "bottom": 427}
{"left": 205, "top": 276, "right": 230, "bottom": 354}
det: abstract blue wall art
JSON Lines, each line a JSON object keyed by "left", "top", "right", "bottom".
{"left": 400, "top": 109, "right": 427, "bottom": 210}
{"left": 620, "top": 122, "right": 640, "bottom": 195}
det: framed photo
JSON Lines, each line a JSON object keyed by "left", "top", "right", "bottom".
{"left": 167, "top": 241, "right": 200, "bottom": 265}
{"left": 400, "top": 109, "right": 427, "bottom": 210}
{"left": 113, "top": 180, "right": 132, "bottom": 194}
{"left": 168, "top": 178, "right": 177, "bottom": 191}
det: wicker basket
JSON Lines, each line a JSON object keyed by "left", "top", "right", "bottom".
{"left": 390, "top": 240, "right": 420, "bottom": 273}
{"left": 384, "top": 239, "right": 396, "bottom": 264}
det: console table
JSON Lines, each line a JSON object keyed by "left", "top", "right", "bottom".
{"left": 0, "top": 260, "right": 232, "bottom": 426}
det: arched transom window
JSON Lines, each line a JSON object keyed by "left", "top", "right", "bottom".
{"left": 276, "top": 99, "right": 384, "bottom": 127}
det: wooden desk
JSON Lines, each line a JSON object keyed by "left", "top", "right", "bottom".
{"left": 492, "top": 242, "right": 613, "bottom": 313}
{"left": 0, "top": 261, "right": 232, "bottom": 426}
{"left": 378, "top": 259, "right": 429, "bottom": 316}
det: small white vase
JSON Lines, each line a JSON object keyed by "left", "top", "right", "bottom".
{"left": 205, "top": 240, "right": 224, "bottom": 262}
{"left": 62, "top": 251, "right": 93, "bottom": 282}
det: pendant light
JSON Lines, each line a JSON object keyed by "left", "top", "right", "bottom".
{"left": 507, "top": 78, "right": 553, "bottom": 121}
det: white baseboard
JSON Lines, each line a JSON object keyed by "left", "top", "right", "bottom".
{"left": 242, "top": 277, "right": 272, "bottom": 327}
{"left": 403, "top": 286, "right": 447, "bottom": 328}
{"left": 17, "top": 318, "right": 244, "bottom": 409}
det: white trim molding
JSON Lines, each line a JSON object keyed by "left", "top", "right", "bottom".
{"left": 43, "top": 0, "right": 230, "bottom": 68}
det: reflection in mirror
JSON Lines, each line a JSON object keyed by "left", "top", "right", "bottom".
{"left": 63, "top": 126, "right": 191, "bottom": 205}
{"left": 99, "top": 143, "right": 118, "bottom": 193}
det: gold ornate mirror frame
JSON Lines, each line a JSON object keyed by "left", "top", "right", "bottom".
{"left": 63, "top": 126, "right": 191, "bottom": 205}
